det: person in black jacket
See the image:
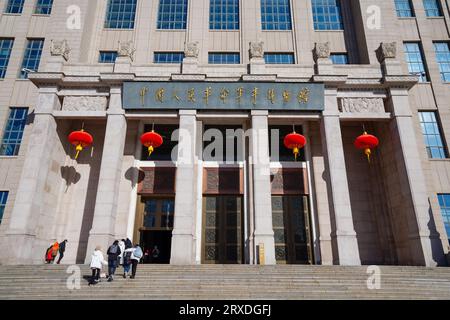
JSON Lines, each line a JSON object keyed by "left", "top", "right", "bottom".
{"left": 57, "top": 240, "right": 68, "bottom": 264}
{"left": 107, "top": 240, "right": 121, "bottom": 282}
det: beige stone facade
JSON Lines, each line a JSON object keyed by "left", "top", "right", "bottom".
{"left": 0, "top": 0, "right": 449, "bottom": 266}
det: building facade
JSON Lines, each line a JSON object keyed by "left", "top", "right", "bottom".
{"left": 0, "top": 0, "right": 449, "bottom": 266}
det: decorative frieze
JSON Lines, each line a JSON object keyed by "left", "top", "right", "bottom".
{"left": 339, "top": 98, "right": 385, "bottom": 113}
{"left": 62, "top": 96, "right": 108, "bottom": 111}
{"left": 50, "top": 40, "right": 71, "bottom": 61}
{"left": 249, "top": 41, "right": 264, "bottom": 59}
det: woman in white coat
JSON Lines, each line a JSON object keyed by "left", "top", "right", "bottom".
{"left": 89, "top": 246, "right": 108, "bottom": 285}
{"left": 118, "top": 239, "right": 126, "bottom": 265}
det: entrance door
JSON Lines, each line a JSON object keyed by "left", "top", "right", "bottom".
{"left": 139, "top": 197, "right": 175, "bottom": 264}
{"left": 202, "top": 196, "right": 243, "bottom": 264}
{"left": 272, "top": 196, "right": 313, "bottom": 264}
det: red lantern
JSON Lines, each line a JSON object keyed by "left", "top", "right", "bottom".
{"left": 354, "top": 131, "right": 379, "bottom": 163}
{"left": 141, "top": 131, "right": 163, "bottom": 157}
{"left": 284, "top": 132, "right": 307, "bottom": 161}
{"left": 68, "top": 129, "right": 93, "bottom": 160}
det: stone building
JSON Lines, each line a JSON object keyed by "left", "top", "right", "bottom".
{"left": 0, "top": 0, "right": 449, "bottom": 266}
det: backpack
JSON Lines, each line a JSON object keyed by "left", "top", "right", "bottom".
{"left": 109, "top": 244, "right": 118, "bottom": 255}
{"left": 133, "top": 247, "right": 143, "bottom": 259}
{"left": 123, "top": 251, "right": 132, "bottom": 264}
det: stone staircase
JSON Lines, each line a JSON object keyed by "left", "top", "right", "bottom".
{"left": 0, "top": 264, "right": 449, "bottom": 300}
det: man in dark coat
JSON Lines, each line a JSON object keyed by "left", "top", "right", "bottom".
{"left": 57, "top": 240, "right": 68, "bottom": 264}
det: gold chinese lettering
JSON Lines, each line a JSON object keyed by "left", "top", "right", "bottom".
{"left": 219, "top": 88, "right": 229, "bottom": 104}
{"left": 267, "top": 89, "right": 276, "bottom": 104}
{"left": 252, "top": 87, "right": 259, "bottom": 105}
{"left": 155, "top": 88, "right": 165, "bottom": 103}
{"left": 282, "top": 90, "right": 291, "bottom": 103}
{"left": 187, "top": 88, "right": 196, "bottom": 103}
{"left": 236, "top": 87, "right": 244, "bottom": 104}
{"left": 203, "top": 87, "right": 212, "bottom": 105}
{"left": 172, "top": 90, "right": 181, "bottom": 102}
{"left": 139, "top": 87, "right": 149, "bottom": 106}
{"left": 297, "top": 88, "right": 310, "bottom": 104}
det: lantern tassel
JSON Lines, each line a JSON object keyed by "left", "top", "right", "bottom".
{"left": 293, "top": 147, "right": 299, "bottom": 161}
{"left": 365, "top": 148, "right": 371, "bottom": 163}
{"left": 148, "top": 145, "right": 154, "bottom": 156}
{"left": 75, "top": 144, "right": 83, "bottom": 160}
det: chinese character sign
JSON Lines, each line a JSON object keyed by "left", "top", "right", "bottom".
{"left": 123, "top": 82, "right": 324, "bottom": 111}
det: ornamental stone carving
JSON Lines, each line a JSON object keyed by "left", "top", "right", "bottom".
{"left": 62, "top": 96, "right": 108, "bottom": 111}
{"left": 50, "top": 40, "right": 71, "bottom": 61}
{"left": 249, "top": 41, "right": 264, "bottom": 59}
{"left": 340, "top": 98, "right": 385, "bottom": 113}
{"left": 377, "top": 42, "right": 397, "bottom": 62}
{"left": 184, "top": 41, "right": 199, "bottom": 58}
{"left": 314, "top": 42, "right": 331, "bottom": 61}
{"left": 118, "top": 41, "right": 136, "bottom": 61}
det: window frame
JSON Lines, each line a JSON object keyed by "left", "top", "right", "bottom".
{"left": 0, "top": 107, "right": 29, "bottom": 157}
{"left": 4, "top": 0, "right": 25, "bottom": 14}
{"left": 423, "top": 0, "right": 443, "bottom": 17}
{"left": 104, "top": 0, "right": 138, "bottom": 29}
{"left": 403, "top": 42, "right": 430, "bottom": 82}
{"left": 34, "top": 0, "right": 54, "bottom": 15}
{"left": 209, "top": 0, "right": 240, "bottom": 30}
{"left": 437, "top": 194, "right": 450, "bottom": 244}
{"left": 264, "top": 52, "right": 295, "bottom": 64}
{"left": 0, "top": 38, "right": 14, "bottom": 79}
{"left": 208, "top": 52, "right": 241, "bottom": 64}
{"left": 260, "top": 0, "right": 293, "bottom": 31}
{"left": 311, "top": 0, "right": 344, "bottom": 31}
{"left": 157, "top": 0, "right": 189, "bottom": 30}
{"left": 418, "top": 111, "right": 448, "bottom": 159}
{"left": 0, "top": 191, "right": 8, "bottom": 225}
{"left": 433, "top": 42, "right": 450, "bottom": 83}
{"left": 99, "top": 51, "right": 118, "bottom": 63}
{"left": 394, "top": 0, "right": 415, "bottom": 18}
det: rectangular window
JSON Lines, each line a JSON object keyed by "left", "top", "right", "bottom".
{"left": 312, "top": 0, "right": 344, "bottom": 30}
{"left": 404, "top": 42, "right": 428, "bottom": 82}
{"left": 209, "top": 0, "right": 239, "bottom": 30}
{"left": 104, "top": 0, "right": 137, "bottom": 29}
{"left": 437, "top": 194, "right": 450, "bottom": 244}
{"left": 423, "top": 0, "right": 442, "bottom": 17}
{"left": 5, "top": 0, "right": 24, "bottom": 14}
{"left": 208, "top": 52, "right": 240, "bottom": 64}
{"left": 330, "top": 53, "right": 348, "bottom": 64}
{"left": 260, "top": 0, "right": 292, "bottom": 31}
{"left": 99, "top": 51, "right": 118, "bottom": 63}
{"left": 433, "top": 42, "right": 450, "bottom": 82}
{"left": 157, "top": 0, "right": 188, "bottom": 30}
{"left": 0, "top": 191, "right": 8, "bottom": 225}
{"left": 0, "top": 107, "right": 28, "bottom": 156}
{"left": 264, "top": 53, "right": 294, "bottom": 64}
{"left": 20, "top": 39, "right": 44, "bottom": 79}
{"left": 154, "top": 52, "right": 184, "bottom": 63}
{"left": 35, "top": 0, "right": 54, "bottom": 15}
{"left": 0, "top": 39, "right": 14, "bottom": 78}
{"left": 394, "top": 0, "right": 414, "bottom": 17}
{"left": 419, "top": 111, "right": 447, "bottom": 159}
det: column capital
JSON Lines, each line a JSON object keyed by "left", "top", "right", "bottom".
{"left": 179, "top": 109, "right": 197, "bottom": 116}
{"left": 251, "top": 110, "right": 268, "bottom": 117}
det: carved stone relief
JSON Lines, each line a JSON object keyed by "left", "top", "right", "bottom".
{"left": 339, "top": 98, "right": 385, "bottom": 113}
{"left": 62, "top": 96, "right": 108, "bottom": 111}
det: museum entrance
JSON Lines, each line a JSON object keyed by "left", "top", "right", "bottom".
{"left": 139, "top": 197, "right": 175, "bottom": 264}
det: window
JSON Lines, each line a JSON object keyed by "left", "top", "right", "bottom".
{"left": 104, "top": 0, "right": 137, "bottom": 29}
{"left": 208, "top": 52, "right": 240, "bottom": 64}
{"left": 331, "top": 53, "right": 348, "bottom": 64}
{"left": 437, "top": 194, "right": 450, "bottom": 244}
{"left": 0, "top": 39, "right": 14, "bottom": 79}
{"left": 419, "top": 111, "right": 447, "bottom": 159}
{"left": 154, "top": 52, "right": 184, "bottom": 63}
{"left": 0, "top": 107, "right": 28, "bottom": 156}
{"left": 394, "top": 0, "right": 414, "bottom": 17}
{"left": 157, "top": 0, "right": 188, "bottom": 30}
{"left": 434, "top": 42, "right": 450, "bottom": 82}
{"left": 423, "top": 0, "right": 442, "bottom": 17}
{"left": 312, "top": 0, "right": 344, "bottom": 30}
{"left": 260, "top": 0, "right": 292, "bottom": 31}
{"left": 20, "top": 39, "right": 44, "bottom": 79}
{"left": 0, "top": 191, "right": 8, "bottom": 225}
{"left": 404, "top": 42, "right": 428, "bottom": 82}
{"left": 5, "top": 0, "right": 24, "bottom": 14}
{"left": 264, "top": 53, "right": 294, "bottom": 64}
{"left": 35, "top": 0, "right": 54, "bottom": 15}
{"left": 99, "top": 51, "right": 118, "bottom": 63}
{"left": 209, "top": 0, "right": 239, "bottom": 30}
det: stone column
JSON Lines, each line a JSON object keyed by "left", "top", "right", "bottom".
{"left": 171, "top": 110, "right": 199, "bottom": 265}
{"left": 389, "top": 88, "right": 445, "bottom": 266}
{"left": 85, "top": 86, "right": 127, "bottom": 262}
{"left": 321, "top": 88, "right": 361, "bottom": 266}
{"left": 250, "top": 111, "right": 276, "bottom": 265}
{"left": 3, "top": 87, "right": 61, "bottom": 264}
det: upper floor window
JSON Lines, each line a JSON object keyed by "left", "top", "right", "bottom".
{"left": 423, "top": 0, "right": 443, "bottom": 17}
{"left": 5, "top": 0, "right": 24, "bottom": 14}
{"left": 434, "top": 42, "right": 450, "bottom": 82}
{"left": 157, "top": 0, "right": 188, "bottom": 30}
{"left": 210, "top": 0, "right": 239, "bottom": 30}
{"left": 0, "top": 107, "right": 28, "bottom": 156}
{"left": 20, "top": 39, "right": 44, "bottom": 79}
{"left": 35, "top": 0, "right": 54, "bottom": 15}
{"left": 330, "top": 53, "right": 348, "bottom": 64}
{"left": 419, "top": 111, "right": 447, "bottom": 159}
{"left": 404, "top": 42, "right": 429, "bottom": 82}
{"left": 394, "top": 0, "right": 414, "bottom": 17}
{"left": 0, "top": 39, "right": 14, "bottom": 79}
{"left": 437, "top": 194, "right": 450, "bottom": 244}
{"left": 209, "top": 52, "right": 240, "bottom": 64}
{"left": 312, "top": 0, "right": 344, "bottom": 30}
{"left": 264, "top": 53, "right": 294, "bottom": 64}
{"left": 105, "top": 0, "right": 137, "bottom": 29}
{"left": 154, "top": 52, "right": 185, "bottom": 63}
{"left": 99, "top": 51, "right": 118, "bottom": 63}
{"left": 0, "top": 191, "right": 8, "bottom": 225}
{"left": 260, "top": 0, "right": 292, "bottom": 31}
